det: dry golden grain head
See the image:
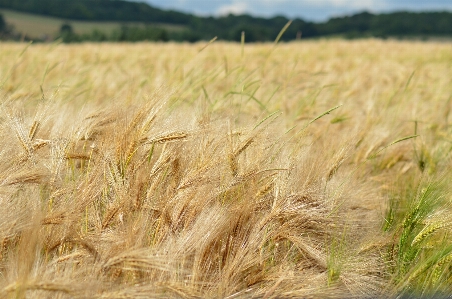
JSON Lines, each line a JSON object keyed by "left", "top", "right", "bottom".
{"left": 148, "top": 131, "right": 188, "bottom": 144}
{"left": 28, "top": 120, "right": 40, "bottom": 141}
{"left": 15, "top": 129, "right": 32, "bottom": 156}
{"left": 102, "top": 205, "right": 121, "bottom": 230}
{"left": 32, "top": 139, "right": 50, "bottom": 151}
{"left": 124, "top": 138, "right": 139, "bottom": 165}
{"left": 65, "top": 153, "right": 91, "bottom": 160}
{"left": 41, "top": 215, "right": 66, "bottom": 225}
{"left": 326, "top": 148, "right": 348, "bottom": 181}
{"left": 5, "top": 171, "right": 47, "bottom": 185}
{"left": 233, "top": 136, "right": 254, "bottom": 157}
{"left": 228, "top": 153, "right": 238, "bottom": 177}
{"left": 255, "top": 181, "right": 274, "bottom": 199}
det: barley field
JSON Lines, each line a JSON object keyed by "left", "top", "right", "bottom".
{"left": 0, "top": 39, "right": 451, "bottom": 298}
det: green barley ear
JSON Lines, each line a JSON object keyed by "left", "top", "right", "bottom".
{"left": 274, "top": 20, "right": 292, "bottom": 45}
{"left": 369, "top": 135, "right": 419, "bottom": 159}
{"left": 411, "top": 222, "right": 447, "bottom": 246}
{"left": 309, "top": 105, "right": 343, "bottom": 125}
{"left": 198, "top": 36, "right": 217, "bottom": 53}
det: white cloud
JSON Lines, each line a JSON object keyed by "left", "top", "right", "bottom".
{"left": 214, "top": 0, "right": 387, "bottom": 18}
{"left": 300, "top": 0, "right": 386, "bottom": 10}
{"left": 138, "top": 0, "right": 452, "bottom": 21}
{"left": 216, "top": 3, "right": 249, "bottom": 15}
{"left": 226, "top": 0, "right": 382, "bottom": 8}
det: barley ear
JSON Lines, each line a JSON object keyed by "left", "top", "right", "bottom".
{"left": 411, "top": 222, "right": 447, "bottom": 246}
{"left": 228, "top": 153, "right": 238, "bottom": 177}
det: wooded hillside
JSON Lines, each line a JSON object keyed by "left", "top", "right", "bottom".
{"left": 0, "top": 0, "right": 451, "bottom": 42}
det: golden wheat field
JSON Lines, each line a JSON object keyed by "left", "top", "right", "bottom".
{"left": 0, "top": 39, "right": 451, "bottom": 298}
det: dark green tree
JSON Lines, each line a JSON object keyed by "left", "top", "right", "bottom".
{"left": 0, "top": 12, "right": 15, "bottom": 39}
{"left": 59, "top": 23, "right": 78, "bottom": 43}
{"left": 0, "top": 13, "right": 5, "bottom": 32}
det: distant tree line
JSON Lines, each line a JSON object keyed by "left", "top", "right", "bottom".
{"left": 315, "top": 11, "right": 452, "bottom": 39}
{"left": 0, "top": 0, "right": 191, "bottom": 24}
{"left": 58, "top": 22, "right": 170, "bottom": 43}
{"left": 0, "top": 12, "right": 14, "bottom": 39}
{"left": 0, "top": 0, "right": 451, "bottom": 42}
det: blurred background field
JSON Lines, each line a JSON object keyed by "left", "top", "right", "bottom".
{"left": 0, "top": 8, "right": 185, "bottom": 41}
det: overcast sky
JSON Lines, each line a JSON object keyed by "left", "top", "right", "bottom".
{"left": 133, "top": 0, "right": 452, "bottom": 21}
